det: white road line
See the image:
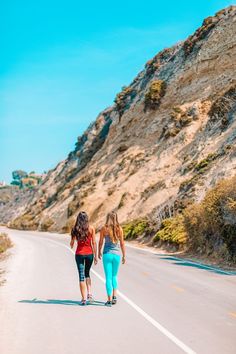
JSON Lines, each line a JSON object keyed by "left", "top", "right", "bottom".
{"left": 48, "top": 238, "right": 196, "bottom": 354}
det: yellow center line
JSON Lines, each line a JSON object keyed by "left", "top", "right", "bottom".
{"left": 229, "top": 312, "right": 236, "bottom": 318}
{"left": 172, "top": 285, "right": 185, "bottom": 293}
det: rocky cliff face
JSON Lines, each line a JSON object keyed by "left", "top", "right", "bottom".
{"left": 6, "top": 6, "right": 236, "bottom": 233}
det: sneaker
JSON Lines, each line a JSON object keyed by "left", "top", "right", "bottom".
{"left": 87, "top": 294, "right": 94, "bottom": 303}
{"left": 112, "top": 296, "right": 117, "bottom": 305}
{"left": 80, "top": 299, "right": 87, "bottom": 306}
{"left": 105, "top": 301, "right": 112, "bottom": 307}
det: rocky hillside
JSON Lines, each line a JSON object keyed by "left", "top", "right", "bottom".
{"left": 5, "top": 6, "right": 236, "bottom": 240}
{"left": 0, "top": 186, "right": 35, "bottom": 225}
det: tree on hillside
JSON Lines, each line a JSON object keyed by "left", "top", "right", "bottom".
{"left": 11, "top": 170, "right": 28, "bottom": 187}
{"left": 12, "top": 170, "right": 27, "bottom": 181}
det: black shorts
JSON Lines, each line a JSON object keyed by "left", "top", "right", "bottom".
{"left": 75, "top": 254, "right": 93, "bottom": 281}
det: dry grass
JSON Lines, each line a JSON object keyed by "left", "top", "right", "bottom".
{"left": 0, "top": 233, "right": 12, "bottom": 253}
{"left": 10, "top": 213, "right": 39, "bottom": 230}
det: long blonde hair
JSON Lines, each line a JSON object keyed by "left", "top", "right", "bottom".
{"left": 105, "top": 211, "right": 121, "bottom": 243}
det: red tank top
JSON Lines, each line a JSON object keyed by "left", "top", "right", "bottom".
{"left": 75, "top": 232, "right": 93, "bottom": 255}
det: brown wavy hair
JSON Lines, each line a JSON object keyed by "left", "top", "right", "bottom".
{"left": 71, "top": 211, "right": 89, "bottom": 240}
{"left": 105, "top": 211, "right": 121, "bottom": 243}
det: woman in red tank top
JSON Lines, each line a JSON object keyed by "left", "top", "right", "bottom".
{"left": 70, "top": 211, "right": 97, "bottom": 305}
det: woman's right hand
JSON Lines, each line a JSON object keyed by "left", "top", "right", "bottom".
{"left": 70, "top": 240, "right": 74, "bottom": 249}
{"left": 122, "top": 256, "right": 126, "bottom": 264}
{"left": 98, "top": 252, "right": 102, "bottom": 260}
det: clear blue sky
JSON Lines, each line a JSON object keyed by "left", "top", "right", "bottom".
{"left": 0, "top": 0, "right": 233, "bottom": 182}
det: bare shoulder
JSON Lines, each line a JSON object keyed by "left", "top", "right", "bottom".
{"left": 100, "top": 225, "right": 106, "bottom": 234}
{"left": 119, "top": 225, "right": 124, "bottom": 238}
{"left": 89, "top": 225, "right": 95, "bottom": 234}
{"left": 119, "top": 225, "right": 123, "bottom": 233}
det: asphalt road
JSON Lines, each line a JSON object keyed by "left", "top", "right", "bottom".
{"left": 0, "top": 227, "right": 236, "bottom": 354}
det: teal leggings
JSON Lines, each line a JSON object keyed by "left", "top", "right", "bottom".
{"left": 103, "top": 253, "right": 121, "bottom": 296}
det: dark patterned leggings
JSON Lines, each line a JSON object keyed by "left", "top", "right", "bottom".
{"left": 75, "top": 254, "right": 93, "bottom": 282}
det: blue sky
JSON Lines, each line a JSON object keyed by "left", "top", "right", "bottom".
{"left": 0, "top": 0, "right": 233, "bottom": 182}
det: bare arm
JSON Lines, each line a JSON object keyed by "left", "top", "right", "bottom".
{"left": 119, "top": 227, "right": 126, "bottom": 264}
{"left": 91, "top": 226, "right": 98, "bottom": 265}
{"left": 98, "top": 228, "right": 104, "bottom": 259}
{"left": 70, "top": 228, "right": 76, "bottom": 249}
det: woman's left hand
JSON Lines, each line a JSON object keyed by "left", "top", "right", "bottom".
{"left": 94, "top": 257, "right": 98, "bottom": 265}
{"left": 70, "top": 240, "right": 74, "bottom": 249}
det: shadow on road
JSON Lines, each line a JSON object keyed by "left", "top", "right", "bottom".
{"left": 18, "top": 299, "right": 106, "bottom": 306}
{"left": 157, "top": 256, "right": 236, "bottom": 276}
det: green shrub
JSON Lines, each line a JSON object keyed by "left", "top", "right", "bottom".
{"left": 183, "top": 175, "right": 236, "bottom": 261}
{"left": 144, "top": 80, "right": 167, "bottom": 110}
{"left": 153, "top": 216, "right": 187, "bottom": 245}
{"left": 123, "top": 219, "right": 150, "bottom": 240}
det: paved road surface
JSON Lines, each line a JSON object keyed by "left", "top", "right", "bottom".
{"left": 0, "top": 227, "right": 236, "bottom": 354}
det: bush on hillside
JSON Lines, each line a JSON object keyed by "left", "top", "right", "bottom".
{"left": 40, "top": 217, "right": 54, "bottom": 231}
{"left": 144, "top": 80, "right": 167, "bottom": 110}
{"left": 145, "top": 47, "right": 175, "bottom": 76}
{"left": 163, "top": 105, "right": 198, "bottom": 139}
{"left": 153, "top": 216, "right": 187, "bottom": 245}
{"left": 123, "top": 219, "right": 151, "bottom": 240}
{"left": 183, "top": 7, "right": 236, "bottom": 57}
{"left": 184, "top": 176, "right": 236, "bottom": 261}
{"left": 151, "top": 175, "right": 236, "bottom": 262}
{"left": 183, "top": 16, "right": 217, "bottom": 56}
{"left": 170, "top": 106, "right": 193, "bottom": 127}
